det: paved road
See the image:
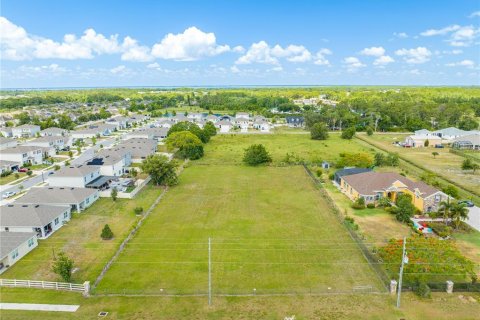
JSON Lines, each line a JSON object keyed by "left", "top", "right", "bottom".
{"left": 466, "top": 206, "right": 480, "bottom": 232}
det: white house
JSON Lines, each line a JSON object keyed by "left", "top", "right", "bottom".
{"left": 40, "top": 127, "right": 68, "bottom": 137}
{"left": 15, "top": 186, "right": 99, "bottom": 213}
{"left": 172, "top": 114, "right": 188, "bottom": 123}
{"left": 0, "top": 160, "right": 20, "bottom": 174}
{"left": 253, "top": 120, "right": 271, "bottom": 132}
{"left": 0, "top": 232, "right": 38, "bottom": 275}
{"left": 11, "top": 124, "right": 41, "bottom": 138}
{"left": 48, "top": 165, "right": 101, "bottom": 188}
{"left": 235, "top": 117, "right": 250, "bottom": 132}
{"left": 205, "top": 115, "right": 218, "bottom": 123}
{"left": 0, "top": 146, "right": 43, "bottom": 165}
{"left": 404, "top": 135, "right": 442, "bottom": 148}
{"left": 0, "top": 204, "right": 71, "bottom": 239}
{"left": 23, "top": 135, "right": 71, "bottom": 151}
{"left": 0, "top": 127, "right": 13, "bottom": 138}
{"left": 236, "top": 112, "right": 250, "bottom": 120}
{"left": 71, "top": 124, "right": 115, "bottom": 140}
{"left": 155, "top": 119, "right": 175, "bottom": 129}
{"left": 106, "top": 116, "right": 130, "bottom": 130}
{"left": 187, "top": 113, "right": 204, "bottom": 122}
{"left": 86, "top": 148, "right": 131, "bottom": 176}
{"left": 0, "top": 137, "right": 17, "bottom": 150}
{"left": 215, "top": 120, "right": 232, "bottom": 133}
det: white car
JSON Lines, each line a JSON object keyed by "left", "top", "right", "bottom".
{"left": 2, "top": 191, "right": 16, "bottom": 199}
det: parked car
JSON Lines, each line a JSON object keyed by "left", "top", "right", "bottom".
{"left": 18, "top": 168, "right": 29, "bottom": 172}
{"left": 2, "top": 191, "right": 16, "bottom": 199}
{"left": 458, "top": 200, "right": 474, "bottom": 208}
{"left": 434, "top": 144, "right": 445, "bottom": 148}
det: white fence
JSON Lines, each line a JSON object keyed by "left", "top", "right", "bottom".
{"left": 0, "top": 279, "right": 90, "bottom": 296}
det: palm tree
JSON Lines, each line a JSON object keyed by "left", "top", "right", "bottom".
{"left": 439, "top": 199, "right": 452, "bottom": 225}
{"left": 450, "top": 203, "right": 469, "bottom": 229}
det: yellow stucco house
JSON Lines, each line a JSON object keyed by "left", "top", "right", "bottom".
{"left": 339, "top": 171, "right": 449, "bottom": 213}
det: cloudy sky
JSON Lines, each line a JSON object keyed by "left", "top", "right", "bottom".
{"left": 1, "top": 0, "right": 479, "bottom": 88}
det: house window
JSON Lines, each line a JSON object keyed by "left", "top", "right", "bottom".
{"left": 86, "top": 198, "right": 90, "bottom": 204}
{"left": 28, "top": 238, "right": 34, "bottom": 247}
{"left": 54, "top": 218, "right": 59, "bottom": 225}
{"left": 64, "top": 212, "right": 68, "bottom": 219}
{"left": 434, "top": 194, "right": 441, "bottom": 203}
{"left": 11, "top": 249, "right": 19, "bottom": 259}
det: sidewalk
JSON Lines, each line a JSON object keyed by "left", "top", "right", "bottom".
{"left": 0, "top": 303, "right": 80, "bottom": 312}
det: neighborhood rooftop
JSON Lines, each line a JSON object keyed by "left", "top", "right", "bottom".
{"left": 15, "top": 187, "right": 98, "bottom": 205}
{"left": 51, "top": 165, "right": 99, "bottom": 177}
{"left": 0, "top": 204, "right": 70, "bottom": 227}
{"left": 0, "top": 232, "right": 36, "bottom": 259}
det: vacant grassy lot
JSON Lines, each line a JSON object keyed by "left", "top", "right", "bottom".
{"left": 0, "top": 172, "right": 27, "bottom": 185}
{"left": 2, "top": 184, "right": 162, "bottom": 283}
{"left": 1, "top": 288, "right": 479, "bottom": 320}
{"left": 359, "top": 133, "right": 480, "bottom": 197}
{"left": 97, "top": 165, "right": 383, "bottom": 294}
{"left": 198, "top": 132, "right": 374, "bottom": 165}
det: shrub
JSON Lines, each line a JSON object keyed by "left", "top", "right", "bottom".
{"left": 52, "top": 252, "right": 74, "bottom": 282}
{"left": 243, "top": 144, "right": 272, "bottom": 166}
{"left": 428, "top": 222, "right": 452, "bottom": 238}
{"left": 310, "top": 122, "right": 329, "bottom": 140}
{"left": 341, "top": 126, "right": 356, "bottom": 140}
{"left": 366, "top": 126, "right": 373, "bottom": 136}
{"left": 111, "top": 187, "right": 118, "bottom": 201}
{"left": 442, "top": 185, "right": 459, "bottom": 199}
{"left": 134, "top": 207, "right": 144, "bottom": 215}
{"left": 101, "top": 224, "right": 114, "bottom": 240}
{"left": 415, "top": 282, "right": 431, "bottom": 298}
{"left": 377, "top": 197, "right": 391, "bottom": 208}
{"left": 366, "top": 203, "right": 375, "bottom": 209}
{"left": 424, "top": 139, "right": 429, "bottom": 147}
{"left": 328, "top": 172, "right": 335, "bottom": 180}
{"left": 316, "top": 168, "right": 323, "bottom": 177}
{"left": 54, "top": 165, "right": 60, "bottom": 171}
{"left": 0, "top": 170, "right": 12, "bottom": 177}
{"left": 26, "top": 170, "right": 33, "bottom": 176}
{"left": 344, "top": 216, "right": 359, "bottom": 230}
{"left": 352, "top": 197, "right": 366, "bottom": 209}
{"left": 14, "top": 172, "right": 20, "bottom": 179}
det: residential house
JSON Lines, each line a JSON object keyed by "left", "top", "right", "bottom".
{"left": 48, "top": 165, "right": 101, "bottom": 188}
{"left": 23, "top": 135, "right": 71, "bottom": 151}
{"left": 155, "top": 119, "right": 175, "bottom": 129}
{"left": 0, "top": 232, "right": 38, "bottom": 274}
{"left": 15, "top": 186, "right": 99, "bottom": 213}
{"left": 0, "top": 146, "right": 43, "bottom": 165}
{"left": 187, "top": 113, "right": 204, "bottom": 122}
{"left": 71, "top": 124, "right": 115, "bottom": 140}
{"left": 116, "top": 138, "right": 157, "bottom": 163}
{"left": 333, "top": 167, "right": 372, "bottom": 185}
{"left": 11, "top": 124, "right": 41, "bottom": 138}
{"left": 106, "top": 116, "right": 130, "bottom": 130}
{"left": 215, "top": 120, "right": 232, "bottom": 133}
{"left": 172, "top": 114, "right": 188, "bottom": 123}
{"left": 236, "top": 112, "right": 250, "bottom": 120}
{"left": 40, "top": 127, "right": 68, "bottom": 137}
{"left": 130, "top": 113, "right": 149, "bottom": 124}
{"left": 0, "top": 127, "right": 13, "bottom": 138}
{"left": 253, "top": 119, "right": 271, "bottom": 132}
{"left": 0, "top": 160, "right": 20, "bottom": 174}
{"left": 0, "top": 204, "right": 71, "bottom": 239}
{"left": 0, "top": 137, "right": 17, "bottom": 150}
{"left": 86, "top": 148, "right": 131, "bottom": 176}
{"left": 286, "top": 116, "right": 305, "bottom": 127}
{"left": 452, "top": 132, "right": 480, "bottom": 150}
{"left": 235, "top": 117, "right": 250, "bottom": 132}
{"left": 205, "top": 115, "right": 218, "bottom": 123}
{"left": 404, "top": 135, "right": 442, "bottom": 147}
{"left": 339, "top": 171, "right": 449, "bottom": 213}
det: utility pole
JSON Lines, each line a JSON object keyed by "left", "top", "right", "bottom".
{"left": 208, "top": 237, "right": 212, "bottom": 306}
{"left": 396, "top": 237, "right": 407, "bottom": 308}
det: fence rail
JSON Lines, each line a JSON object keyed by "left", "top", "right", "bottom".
{"left": 0, "top": 278, "right": 89, "bottom": 294}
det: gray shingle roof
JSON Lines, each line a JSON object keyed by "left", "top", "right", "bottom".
{"left": 51, "top": 165, "right": 99, "bottom": 177}
{"left": 15, "top": 187, "right": 97, "bottom": 205}
{"left": 0, "top": 232, "right": 36, "bottom": 259}
{"left": 0, "top": 204, "right": 69, "bottom": 227}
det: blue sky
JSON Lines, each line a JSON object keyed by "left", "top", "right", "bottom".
{"left": 1, "top": 0, "right": 479, "bottom": 87}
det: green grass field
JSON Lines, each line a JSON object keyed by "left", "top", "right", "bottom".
{"left": 97, "top": 163, "right": 383, "bottom": 294}
{"left": 2, "top": 184, "right": 162, "bottom": 283}
{"left": 198, "top": 132, "right": 374, "bottom": 165}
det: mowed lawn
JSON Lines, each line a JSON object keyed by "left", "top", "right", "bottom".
{"left": 97, "top": 165, "right": 384, "bottom": 294}
{"left": 2, "top": 184, "right": 162, "bottom": 283}
{"left": 359, "top": 133, "right": 480, "bottom": 195}
{"left": 197, "top": 132, "right": 374, "bottom": 165}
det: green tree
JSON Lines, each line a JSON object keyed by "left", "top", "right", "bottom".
{"left": 461, "top": 159, "right": 474, "bottom": 171}
{"left": 166, "top": 131, "right": 204, "bottom": 160}
{"left": 458, "top": 117, "right": 479, "bottom": 131}
{"left": 111, "top": 187, "right": 118, "bottom": 201}
{"left": 366, "top": 126, "right": 374, "bottom": 136}
{"left": 101, "top": 224, "right": 114, "bottom": 240}
{"left": 439, "top": 199, "right": 453, "bottom": 224}
{"left": 52, "top": 252, "right": 74, "bottom": 282}
{"left": 385, "top": 153, "right": 400, "bottom": 167}
{"left": 203, "top": 121, "right": 217, "bottom": 138}
{"left": 243, "top": 144, "right": 272, "bottom": 166}
{"left": 168, "top": 121, "right": 207, "bottom": 143}
{"left": 432, "top": 151, "right": 439, "bottom": 159}
{"left": 141, "top": 154, "right": 178, "bottom": 186}
{"left": 424, "top": 139, "right": 429, "bottom": 147}
{"left": 310, "top": 122, "right": 329, "bottom": 140}
{"left": 341, "top": 126, "right": 356, "bottom": 140}
{"left": 68, "top": 150, "right": 73, "bottom": 158}
{"left": 442, "top": 185, "right": 459, "bottom": 198}
{"left": 449, "top": 202, "right": 469, "bottom": 229}
{"left": 392, "top": 194, "right": 415, "bottom": 223}
{"left": 374, "top": 153, "right": 385, "bottom": 166}
{"left": 26, "top": 170, "right": 33, "bottom": 176}
{"left": 130, "top": 168, "right": 138, "bottom": 178}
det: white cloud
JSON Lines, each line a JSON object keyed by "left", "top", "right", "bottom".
{"left": 445, "top": 60, "right": 475, "bottom": 68}
{"left": 230, "top": 65, "right": 240, "bottom": 73}
{"left": 314, "top": 48, "right": 332, "bottom": 66}
{"left": 395, "top": 47, "right": 432, "bottom": 64}
{"left": 232, "top": 45, "right": 245, "bottom": 53}
{"left": 151, "top": 26, "right": 230, "bottom": 61}
{"left": 121, "top": 36, "right": 153, "bottom": 62}
{"left": 469, "top": 11, "right": 480, "bottom": 18}
{"left": 110, "top": 65, "right": 126, "bottom": 74}
{"left": 360, "top": 46, "right": 385, "bottom": 57}
{"left": 393, "top": 32, "right": 408, "bottom": 38}
{"left": 420, "top": 25, "right": 461, "bottom": 36}
{"left": 236, "top": 41, "right": 316, "bottom": 65}
{"left": 409, "top": 69, "right": 422, "bottom": 75}
{"left": 373, "top": 55, "right": 395, "bottom": 66}
{"left": 343, "top": 56, "right": 366, "bottom": 71}
{"left": 147, "top": 62, "right": 160, "bottom": 69}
